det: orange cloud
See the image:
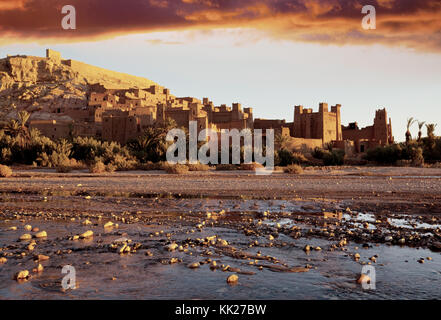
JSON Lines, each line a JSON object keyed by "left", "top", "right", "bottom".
{"left": 0, "top": 0, "right": 440, "bottom": 52}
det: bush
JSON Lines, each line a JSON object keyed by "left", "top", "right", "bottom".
{"left": 283, "top": 164, "right": 303, "bottom": 174}
{"left": 312, "top": 147, "right": 326, "bottom": 159}
{"left": 138, "top": 161, "right": 165, "bottom": 171}
{"left": 163, "top": 163, "right": 189, "bottom": 174}
{"left": 105, "top": 163, "right": 117, "bottom": 173}
{"left": 322, "top": 149, "right": 345, "bottom": 166}
{"left": 239, "top": 162, "right": 264, "bottom": 171}
{"left": 89, "top": 161, "right": 106, "bottom": 174}
{"left": 215, "top": 164, "right": 238, "bottom": 171}
{"left": 0, "top": 164, "right": 12, "bottom": 177}
{"left": 56, "top": 165, "right": 72, "bottom": 173}
{"left": 187, "top": 162, "right": 210, "bottom": 171}
{"left": 276, "top": 149, "right": 308, "bottom": 166}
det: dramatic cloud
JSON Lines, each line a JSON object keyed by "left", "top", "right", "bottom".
{"left": 0, "top": 0, "right": 440, "bottom": 51}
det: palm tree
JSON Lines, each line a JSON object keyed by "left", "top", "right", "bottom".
{"left": 405, "top": 117, "right": 416, "bottom": 144}
{"left": 417, "top": 121, "right": 425, "bottom": 142}
{"left": 275, "top": 133, "right": 289, "bottom": 151}
{"left": 5, "top": 119, "right": 20, "bottom": 137}
{"left": 426, "top": 123, "right": 437, "bottom": 140}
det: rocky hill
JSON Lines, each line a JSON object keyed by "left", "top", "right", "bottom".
{"left": 0, "top": 49, "right": 159, "bottom": 122}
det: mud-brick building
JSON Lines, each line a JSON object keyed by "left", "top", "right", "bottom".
{"left": 29, "top": 120, "right": 73, "bottom": 140}
{"left": 102, "top": 110, "right": 140, "bottom": 144}
{"left": 342, "top": 108, "right": 394, "bottom": 153}
{"left": 253, "top": 119, "right": 291, "bottom": 137}
{"left": 292, "top": 103, "right": 342, "bottom": 144}
{"left": 202, "top": 99, "right": 253, "bottom": 130}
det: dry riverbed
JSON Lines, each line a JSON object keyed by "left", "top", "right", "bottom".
{"left": 0, "top": 167, "right": 441, "bottom": 299}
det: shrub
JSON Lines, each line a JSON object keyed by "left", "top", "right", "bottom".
{"left": 56, "top": 165, "right": 72, "bottom": 173}
{"left": 322, "top": 149, "right": 345, "bottom": 166}
{"left": 89, "top": 161, "right": 106, "bottom": 174}
{"left": 138, "top": 161, "right": 165, "bottom": 171}
{"left": 312, "top": 147, "right": 326, "bottom": 159}
{"left": 105, "top": 163, "right": 117, "bottom": 173}
{"left": 283, "top": 164, "right": 303, "bottom": 174}
{"left": 0, "top": 164, "right": 12, "bottom": 177}
{"left": 239, "top": 162, "right": 264, "bottom": 171}
{"left": 163, "top": 163, "right": 189, "bottom": 174}
{"left": 215, "top": 164, "right": 238, "bottom": 171}
{"left": 187, "top": 162, "right": 210, "bottom": 171}
{"left": 276, "top": 149, "right": 308, "bottom": 166}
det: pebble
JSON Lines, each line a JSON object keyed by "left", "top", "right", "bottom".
{"left": 104, "top": 221, "right": 114, "bottom": 228}
{"left": 303, "top": 245, "right": 311, "bottom": 252}
{"left": 167, "top": 243, "right": 178, "bottom": 251}
{"left": 33, "top": 264, "right": 44, "bottom": 273}
{"left": 188, "top": 262, "right": 200, "bottom": 269}
{"left": 80, "top": 230, "right": 94, "bottom": 239}
{"left": 14, "top": 270, "right": 30, "bottom": 280}
{"left": 356, "top": 274, "right": 371, "bottom": 284}
{"left": 0, "top": 257, "right": 7, "bottom": 264}
{"left": 227, "top": 274, "right": 239, "bottom": 284}
{"left": 19, "top": 234, "right": 32, "bottom": 241}
{"left": 24, "top": 225, "right": 32, "bottom": 231}
{"left": 34, "top": 231, "right": 47, "bottom": 238}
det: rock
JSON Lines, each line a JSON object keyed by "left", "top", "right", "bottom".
{"left": 418, "top": 258, "right": 424, "bottom": 264}
{"left": 33, "top": 264, "right": 44, "bottom": 273}
{"left": 369, "top": 256, "right": 377, "bottom": 263}
{"left": 314, "top": 246, "right": 322, "bottom": 251}
{"left": 303, "top": 245, "right": 311, "bottom": 252}
{"left": 9, "top": 226, "right": 17, "bottom": 231}
{"left": 0, "top": 257, "right": 7, "bottom": 264}
{"left": 210, "top": 261, "right": 217, "bottom": 270}
{"left": 104, "top": 221, "right": 114, "bottom": 228}
{"left": 354, "top": 253, "right": 361, "bottom": 261}
{"left": 227, "top": 274, "right": 239, "bottom": 284}
{"left": 167, "top": 243, "right": 178, "bottom": 251}
{"left": 27, "top": 243, "right": 35, "bottom": 251}
{"left": 356, "top": 274, "right": 371, "bottom": 285}
{"left": 145, "top": 250, "right": 153, "bottom": 256}
{"left": 35, "top": 254, "right": 50, "bottom": 261}
{"left": 384, "top": 235, "right": 393, "bottom": 242}
{"left": 24, "top": 224, "right": 32, "bottom": 231}
{"left": 82, "top": 219, "right": 92, "bottom": 225}
{"left": 80, "top": 230, "right": 93, "bottom": 239}
{"left": 427, "top": 257, "right": 432, "bottom": 261}
{"left": 14, "top": 270, "right": 30, "bottom": 280}
{"left": 34, "top": 231, "right": 47, "bottom": 238}
{"left": 268, "top": 235, "right": 274, "bottom": 241}
{"left": 19, "top": 234, "right": 32, "bottom": 241}
{"left": 188, "top": 262, "right": 200, "bottom": 269}
{"left": 398, "top": 238, "right": 405, "bottom": 245}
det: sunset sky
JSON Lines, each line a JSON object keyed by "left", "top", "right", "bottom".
{"left": 1, "top": 0, "right": 441, "bottom": 140}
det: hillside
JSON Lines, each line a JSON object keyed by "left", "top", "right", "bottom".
{"left": 0, "top": 49, "right": 159, "bottom": 121}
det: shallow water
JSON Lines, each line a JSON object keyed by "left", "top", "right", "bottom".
{"left": 1, "top": 197, "right": 440, "bottom": 300}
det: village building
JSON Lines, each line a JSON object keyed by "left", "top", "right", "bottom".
{"left": 25, "top": 50, "right": 394, "bottom": 154}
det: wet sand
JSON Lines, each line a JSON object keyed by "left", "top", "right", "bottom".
{"left": 1, "top": 167, "right": 441, "bottom": 299}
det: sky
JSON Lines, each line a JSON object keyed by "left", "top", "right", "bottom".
{"left": 0, "top": 0, "right": 440, "bottom": 140}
